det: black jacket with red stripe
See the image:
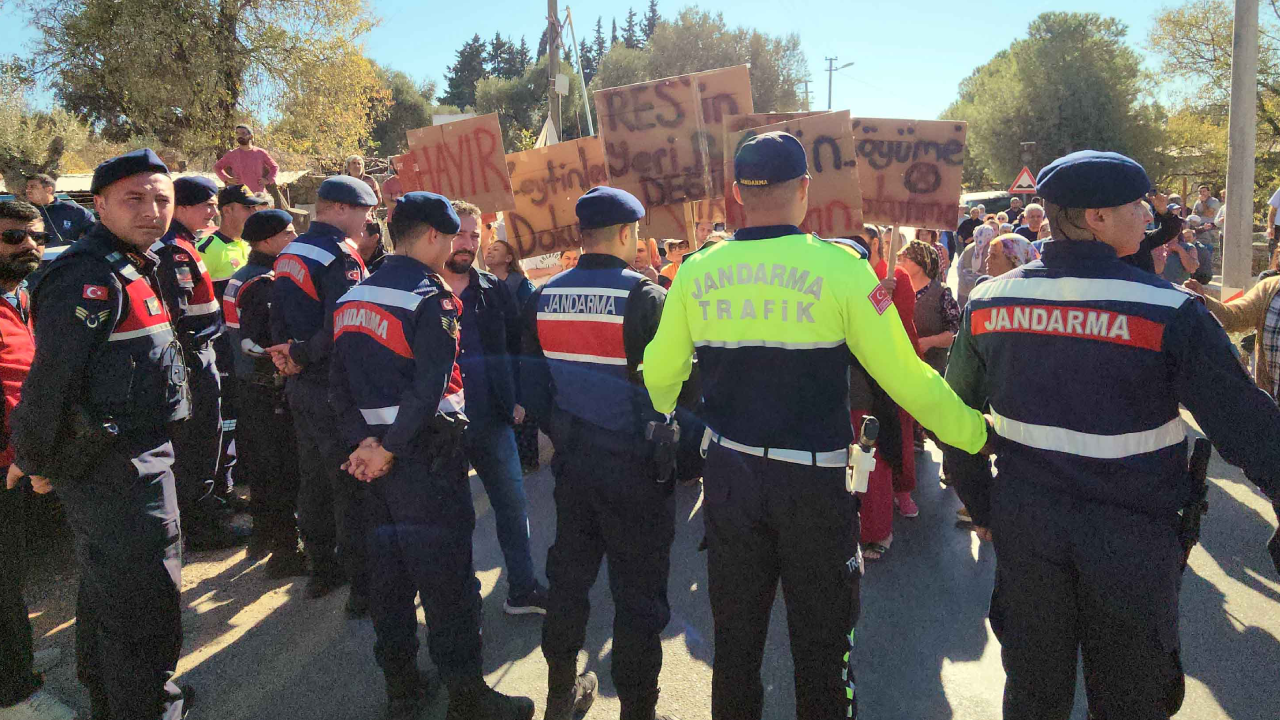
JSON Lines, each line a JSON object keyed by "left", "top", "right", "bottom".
{"left": 13, "top": 224, "right": 190, "bottom": 478}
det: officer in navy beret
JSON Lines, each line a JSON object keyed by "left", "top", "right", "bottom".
{"left": 642, "top": 130, "right": 990, "bottom": 720}
{"left": 268, "top": 172, "right": 378, "bottom": 614}
{"left": 331, "top": 190, "right": 535, "bottom": 720}
{"left": 944, "top": 149, "right": 1280, "bottom": 718}
{"left": 519, "top": 183, "right": 682, "bottom": 720}
{"left": 10, "top": 148, "right": 195, "bottom": 717}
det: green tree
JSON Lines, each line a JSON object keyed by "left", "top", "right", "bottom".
{"left": 611, "top": 18, "right": 618, "bottom": 47}
{"left": 271, "top": 50, "right": 391, "bottom": 159}
{"left": 370, "top": 68, "right": 435, "bottom": 155}
{"left": 643, "top": 0, "right": 660, "bottom": 40}
{"left": 475, "top": 53, "right": 589, "bottom": 150}
{"left": 944, "top": 12, "right": 1164, "bottom": 189}
{"left": 487, "top": 32, "right": 522, "bottom": 80}
{"left": 517, "top": 36, "right": 531, "bottom": 74}
{"left": 579, "top": 39, "right": 598, "bottom": 86}
{"left": 21, "top": 0, "right": 379, "bottom": 161}
{"left": 1150, "top": 0, "right": 1280, "bottom": 209}
{"left": 622, "top": 8, "right": 641, "bottom": 49}
{"left": 593, "top": 17, "right": 607, "bottom": 64}
{"left": 440, "top": 33, "right": 488, "bottom": 108}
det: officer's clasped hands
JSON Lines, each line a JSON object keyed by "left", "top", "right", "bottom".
{"left": 343, "top": 437, "right": 393, "bottom": 483}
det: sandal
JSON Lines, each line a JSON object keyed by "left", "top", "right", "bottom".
{"left": 861, "top": 534, "right": 893, "bottom": 561}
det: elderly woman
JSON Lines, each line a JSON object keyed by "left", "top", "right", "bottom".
{"left": 977, "top": 233, "right": 1039, "bottom": 282}
{"left": 917, "top": 228, "right": 950, "bottom": 278}
{"left": 344, "top": 155, "right": 383, "bottom": 208}
{"left": 957, "top": 225, "right": 994, "bottom": 306}
{"left": 899, "top": 239, "right": 960, "bottom": 376}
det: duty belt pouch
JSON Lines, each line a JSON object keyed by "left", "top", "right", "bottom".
{"left": 48, "top": 405, "right": 119, "bottom": 483}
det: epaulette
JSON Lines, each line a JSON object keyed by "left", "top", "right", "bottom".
{"left": 822, "top": 235, "right": 869, "bottom": 259}
{"left": 418, "top": 273, "right": 449, "bottom": 298}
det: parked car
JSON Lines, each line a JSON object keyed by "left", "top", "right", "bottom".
{"left": 960, "top": 190, "right": 1014, "bottom": 217}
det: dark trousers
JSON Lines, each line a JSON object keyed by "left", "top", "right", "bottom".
{"left": 366, "top": 451, "right": 483, "bottom": 684}
{"left": 0, "top": 484, "right": 39, "bottom": 706}
{"left": 702, "top": 443, "right": 862, "bottom": 720}
{"left": 990, "top": 482, "right": 1184, "bottom": 720}
{"left": 542, "top": 437, "right": 675, "bottom": 719}
{"left": 239, "top": 380, "right": 300, "bottom": 550}
{"left": 212, "top": 334, "right": 237, "bottom": 496}
{"left": 59, "top": 439, "right": 186, "bottom": 720}
{"left": 287, "top": 378, "right": 366, "bottom": 594}
{"left": 170, "top": 348, "right": 224, "bottom": 535}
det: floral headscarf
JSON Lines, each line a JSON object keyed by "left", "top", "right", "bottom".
{"left": 899, "top": 239, "right": 941, "bottom": 280}
{"left": 981, "top": 232, "right": 1040, "bottom": 271}
{"left": 970, "top": 225, "right": 998, "bottom": 273}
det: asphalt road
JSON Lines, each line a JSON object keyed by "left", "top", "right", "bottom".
{"left": 20, "top": 434, "right": 1280, "bottom": 720}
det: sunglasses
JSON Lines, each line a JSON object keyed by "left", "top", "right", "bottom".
{"left": 1, "top": 230, "right": 50, "bottom": 246}
{"left": 671, "top": 241, "right": 690, "bottom": 250}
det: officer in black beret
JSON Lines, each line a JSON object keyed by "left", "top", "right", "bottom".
{"left": 331, "top": 192, "right": 535, "bottom": 720}
{"left": 521, "top": 185, "right": 681, "bottom": 720}
{"left": 642, "top": 131, "right": 990, "bottom": 720}
{"left": 944, "top": 150, "right": 1280, "bottom": 719}
{"left": 8, "top": 148, "right": 195, "bottom": 718}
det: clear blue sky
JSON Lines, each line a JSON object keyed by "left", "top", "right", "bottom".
{"left": 3, "top": 0, "right": 1170, "bottom": 120}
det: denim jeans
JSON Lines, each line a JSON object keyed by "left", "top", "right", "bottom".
{"left": 464, "top": 418, "right": 537, "bottom": 597}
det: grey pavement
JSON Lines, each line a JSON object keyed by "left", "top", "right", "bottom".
{"left": 22, "top": 439, "right": 1280, "bottom": 719}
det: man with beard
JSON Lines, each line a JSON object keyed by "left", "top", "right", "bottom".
{"left": 437, "top": 200, "right": 546, "bottom": 616}
{"left": 10, "top": 149, "right": 193, "bottom": 719}
{"left": 0, "top": 200, "right": 77, "bottom": 720}
{"left": 152, "top": 177, "right": 244, "bottom": 552}
{"left": 213, "top": 124, "right": 281, "bottom": 198}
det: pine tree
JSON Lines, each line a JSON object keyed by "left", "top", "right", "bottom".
{"left": 517, "top": 36, "right": 531, "bottom": 73}
{"left": 579, "top": 38, "right": 596, "bottom": 85}
{"left": 610, "top": 18, "right": 618, "bottom": 47}
{"left": 622, "top": 8, "right": 640, "bottom": 49}
{"left": 593, "top": 17, "right": 606, "bottom": 62}
{"left": 537, "top": 26, "right": 550, "bottom": 60}
{"left": 642, "top": 0, "right": 659, "bottom": 40}
{"left": 487, "top": 32, "right": 520, "bottom": 79}
{"left": 440, "top": 33, "right": 488, "bottom": 108}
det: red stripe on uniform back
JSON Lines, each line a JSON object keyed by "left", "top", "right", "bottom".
{"left": 334, "top": 301, "right": 413, "bottom": 357}
{"left": 537, "top": 318, "right": 627, "bottom": 359}
{"left": 971, "top": 305, "right": 1164, "bottom": 351}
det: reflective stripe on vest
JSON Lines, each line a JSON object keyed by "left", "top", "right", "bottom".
{"left": 222, "top": 278, "right": 243, "bottom": 328}
{"left": 990, "top": 406, "right": 1187, "bottom": 460}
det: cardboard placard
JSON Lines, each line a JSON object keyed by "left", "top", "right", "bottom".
{"left": 723, "top": 111, "right": 865, "bottom": 239}
{"left": 641, "top": 203, "right": 693, "bottom": 243}
{"left": 503, "top": 136, "right": 609, "bottom": 260}
{"left": 392, "top": 113, "right": 516, "bottom": 213}
{"left": 594, "top": 65, "right": 754, "bottom": 211}
{"left": 724, "top": 112, "right": 824, "bottom": 135}
{"left": 852, "top": 118, "right": 967, "bottom": 232}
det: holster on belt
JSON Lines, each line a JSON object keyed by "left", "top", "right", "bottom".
{"left": 48, "top": 404, "right": 120, "bottom": 482}
{"left": 424, "top": 413, "right": 468, "bottom": 473}
{"left": 1178, "top": 438, "right": 1212, "bottom": 571}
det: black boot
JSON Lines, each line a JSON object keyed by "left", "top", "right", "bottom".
{"left": 445, "top": 678, "right": 534, "bottom": 720}
{"left": 543, "top": 671, "right": 597, "bottom": 720}
{"left": 385, "top": 668, "right": 439, "bottom": 720}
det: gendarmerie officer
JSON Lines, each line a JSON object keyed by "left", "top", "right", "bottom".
{"left": 330, "top": 192, "right": 535, "bottom": 720}
{"left": 268, "top": 175, "right": 372, "bottom": 609}
{"left": 520, "top": 187, "right": 676, "bottom": 720}
{"left": 10, "top": 149, "right": 193, "bottom": 719}
{"left": 943, "top": 150, "right": 1280, "bottom": 719}
{"left": 224, "top": 209, "right": 307, "bottom": 576}
{"left": 155, "top": 175, "right": 244, "bottom": 551}
{"left": 642, "top": 133, "right": 989, "bottom": 720}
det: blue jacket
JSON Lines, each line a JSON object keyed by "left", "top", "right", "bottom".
{"left": 945, "top": 240, "right": 1280, "bottom": 525}
{"left": 36, "top": 199, "right": 95, "bottom": 257}
{"left": 13, "top": 224, "right": 190, "bottom": 478}
{"left": 269, "top": 221, "right": 367, "bottom": 385}
{"left": 457, "top": 268, "right": 520, "bottom": 423}
{"left": 330, "top": 255, "right": 464, "bottom": 459}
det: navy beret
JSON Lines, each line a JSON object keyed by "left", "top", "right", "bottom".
{"left": 575, "top": 186, "right": 645, "bottom": 230}
{"left": 393, "top": 192, "right": 461, "bottom": 235}
{"left": 90, "top": 148, "right": 169, "bottom": 195}
{"left": 734, "top": 131, "right": 808, "bottom": 187}
{"left": 318, "top": 175, "right": 379, "bottom": 207}
{"left": 217, "top": 184, "right": 270, "bottom": 208}
{"left": 242, "top": 209, "right": 294, "bottom": 244}
{"left": 173, "top": 176, "right": 219, "bottom": 206}
{"left": 1036, "top": 151, "right": 1151, "bottom": 209}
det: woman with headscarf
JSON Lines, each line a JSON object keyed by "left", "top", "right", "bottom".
{"left": 900, "top": 239, "right": 959, "bottom": 376}
{"left": 976, "top": 232, "right": 1039, "bottom": 284}
{"left": 917, "top": 228, "right": 949, "bottom": 279}
{"left": 956, "top": 225, "right": 994, "bottom": 306}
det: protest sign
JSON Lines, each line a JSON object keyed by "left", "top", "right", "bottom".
{"left": 723, "top": 111, "right": 864, "bottom": 238}
{"left": 503, "top": 136, "right": 609, "bottom": 260}
{"left": 391, "top": 113, "right": 516, "bottom": 213}
{"left": 852, "top": 118, "right": 967, "bottom": 231}
{"left": 594, "top": 65, "right": 753, "bottom": 211}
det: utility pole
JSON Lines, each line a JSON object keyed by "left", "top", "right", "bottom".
{"left": 1223, "top": 0, "right": 1259, "bottom": 295}
{"left": 548, "top": 0, "right": 561, "bottom": 138}
{"left": 824, "top": 57, "right": 855, "bottom": 111}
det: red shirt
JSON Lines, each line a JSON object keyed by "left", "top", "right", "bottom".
{"left": 0, "top": 290, "right": 34, "bottom": 467}
{"left": 213, "top": 146, "right": 279, "bottom": 193}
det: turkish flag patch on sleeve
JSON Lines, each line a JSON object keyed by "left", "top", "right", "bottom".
{"left": 83, "top": 284, "right": 108, "bottom": 300}
{"left": 868, "top": 284, "right": 893, "bottom": 315}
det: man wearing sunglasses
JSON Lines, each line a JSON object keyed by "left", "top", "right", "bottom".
{"left": 0, "top": 201, "right": 77, "bottom": 720}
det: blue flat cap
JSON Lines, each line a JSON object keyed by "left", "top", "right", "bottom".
{"left": 91, "top": 148, "right": 169, "bottom": 195}
{"left": 576, "top": 186, "right": 645, "bottom": 230}
{"left": 392, "top": 192, "right": 460, "bottom": 235}
{"left": 1036, "top": 151, "right": 1151, "bottom": 209}
{"left": 319, "top": 175, "right": 379, "bottom": 207}
{"left": 734, "top": 131, "right": 808, "bottom": 187}
{"left": 173, "top": 176, "right": 219, "bottom": 206}
{"left": 242, "top": 209, "right": 294, "bottom": 244}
